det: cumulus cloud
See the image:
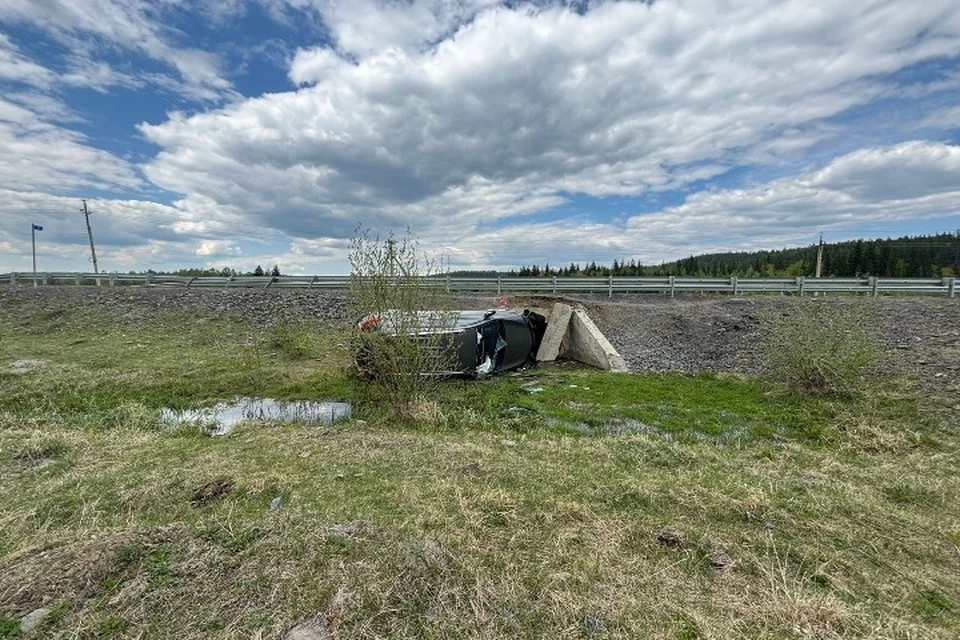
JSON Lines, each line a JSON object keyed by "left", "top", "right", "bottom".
{"left": 137, "top": 0, "right": 960, "bottom": 251}
{"left": 3, "top": 1, "right": 960, "bottom": 274}
{"left": 196, "top": 239, "right": 242, "bottom": 256}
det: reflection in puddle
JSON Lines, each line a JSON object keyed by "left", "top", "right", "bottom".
{"left": 161, "top": 397, "right": 352, "bottom": 436}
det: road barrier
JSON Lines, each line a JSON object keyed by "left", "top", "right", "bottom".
{"left": 2, "top": 272, "right": 956, "bottom": 297}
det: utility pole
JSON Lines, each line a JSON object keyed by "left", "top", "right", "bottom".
{"left": 81, "top": 199, "right": 100, "bottom": 285}
{"left": 815, "top": 232, "right": 824, "bottom": 278}
{"left": 31, "top": 223, "right": 40, "bottom": 287}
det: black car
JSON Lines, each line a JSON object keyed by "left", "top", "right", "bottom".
{"left": 355, "top": 308, "right": 548, "bottom": 377}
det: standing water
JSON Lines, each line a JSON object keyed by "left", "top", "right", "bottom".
{"left": 161, "top": 397, "right": 352, "bottom": 436}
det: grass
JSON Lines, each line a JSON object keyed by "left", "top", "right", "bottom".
{"left": 1, "top": 298, "right": 959, "bottom": 638}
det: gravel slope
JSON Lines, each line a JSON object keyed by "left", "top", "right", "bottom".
{"left": 2, "top": 286, "right": 956, "bottom": 395}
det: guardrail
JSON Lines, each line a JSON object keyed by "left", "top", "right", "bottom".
{"left": 1, "top": 272, "right": 956, "bottom": 297}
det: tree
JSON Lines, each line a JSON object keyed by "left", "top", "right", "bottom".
{"left": 270, "top": 265, "right": 281, "bottom": 277}
{"left": 253, "top": 265, "right": 264, "bottom": 276}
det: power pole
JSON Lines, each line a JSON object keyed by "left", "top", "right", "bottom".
{"left": 81, "top": 199, "right": 100, "bottom": 284}
{"left": 815, "top": 232, "right": 824, "bottom": 278}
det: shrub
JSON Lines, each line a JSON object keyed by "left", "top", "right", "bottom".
{"left": 348, "top": 227, "right": 455, "bottom": 415}
{"left": 763, "top": 301, "right": 879, "bottom": 396}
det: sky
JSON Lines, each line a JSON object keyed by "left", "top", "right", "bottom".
{"left": 1, "top": 0, "right": 960, "bottom": 275}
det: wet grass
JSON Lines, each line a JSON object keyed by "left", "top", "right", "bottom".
{"left": 1, "top": 300, "right": 959, "bottom": 638}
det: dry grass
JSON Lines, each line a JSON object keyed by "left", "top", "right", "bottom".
{"left": 0, "top": 301, "right": 958, "bottom": 638}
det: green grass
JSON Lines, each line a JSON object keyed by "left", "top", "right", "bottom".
{"left": 1, "top": 299, "right": 958, "bottom": 638}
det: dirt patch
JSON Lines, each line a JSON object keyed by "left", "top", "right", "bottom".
{"left": 0, "top": 528, "right": 161, "bottom": 612}
{"left": 191, "top": 478, "right": 234, "bottom": 506}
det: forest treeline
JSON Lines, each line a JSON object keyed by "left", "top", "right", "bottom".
{"left": 506, "top": 232, "right": 960, "bottom": 278}
{"left": 131, "top": 265, "right": 281, "bottom": 277}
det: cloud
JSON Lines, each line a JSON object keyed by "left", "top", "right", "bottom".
{"left": 196, "top": 239, "right": 242, "bottom": 256}
{"left": 0, "top": 32, "right": 56, "bottom": 87}
{"left": 139, "top": 1, "right": 960, "bottom": 246}
{"left": 3, "top": 1, "right": 960, "bottom": 274}
{"left": 0, "top": 0, "right": 233, "bottom": 99}
{"left": 0, "top": 97, "right": 142, "bottom": 193}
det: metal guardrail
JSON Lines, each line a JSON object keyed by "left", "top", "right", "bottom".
{"left": 0, "top": 272, "right": 956, "bottom": 297}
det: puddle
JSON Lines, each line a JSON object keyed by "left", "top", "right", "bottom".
{"left": 161, "top": 397, "right": 352, "bottom": 436}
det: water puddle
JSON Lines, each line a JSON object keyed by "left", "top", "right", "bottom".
{"left": 161, "top": 397, "right": 352, "bottom": 436}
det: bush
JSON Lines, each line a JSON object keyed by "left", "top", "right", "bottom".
{"left": 763, "top": 301, "right": 879, "bottom": 395}
{"left": 348, "top": 227, "right": 455, "bottom": 415}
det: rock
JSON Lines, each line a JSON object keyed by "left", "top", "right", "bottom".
{"left": 20, "top": 608, "right": 51, "bottom": 634}
{"left": 8, "top": 359, "right": 44, "bottom": 375}
{"left": 709, "top": 550, "right": 734, "bottom": 570}
{"left": 459, "top": 462, "right": 487, "bottom": 477}
{"left": 656, "top": 530, "right": 684, "bottom": 549}
{"left": 582, "top": 613, "right": 606, "bottom": 634}
{"left": 328, "top": 521, "right": 370, "bottom": 540}
{"left": 285, "top": 620, "right": 332, "bottom": 640}
{"left": 269, "top": 496, "right": 282, "bottom": 511}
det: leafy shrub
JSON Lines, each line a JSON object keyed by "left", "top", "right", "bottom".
{"left": 349, "top": 227, "right": 455, "bottom": 414}
{"left": 763, "top": 301, "right": 878, "bottom": 395}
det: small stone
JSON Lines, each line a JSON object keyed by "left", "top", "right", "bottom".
{"left": 656, "top": 530, "right": 684, "bottom": 549}
{"left": 285, "top": 621, "right": 332, "bottom": 640}
{"left": 582, "top": 613, "right": 606, "bottom": 634}
{"left": 709, "top": 550, "right": 734, "bottom": 570}
{"left": 500, "top": 439, "right": 518, "bottom": 447}
{"left": 270, "top": 496, "right": 282, "bottom": 511}
{"left": 459, "top": 462, "right": 487, "bottom": 477}
{"left": 328, "top": 520, "right": 370, "bottom": 540}
{"left": 20, "top": 608, "right": 51, "bottom": 634}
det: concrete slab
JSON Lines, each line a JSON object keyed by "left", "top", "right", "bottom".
{"left": 563, "top": 306, "right": 629, "bottom": 372}
{"left": 536, "top": 302, "right": 573, "bottom": 362}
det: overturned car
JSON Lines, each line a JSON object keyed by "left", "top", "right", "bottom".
{"left": 355, "top": 308, "right": 548, "bottom": 378}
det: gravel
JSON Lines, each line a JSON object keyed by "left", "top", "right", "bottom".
{"left": 0, "top": 286, "right": 348, "bottom": 328}
{"left": 2, "top": 286, "right": 957, "bottom": 395}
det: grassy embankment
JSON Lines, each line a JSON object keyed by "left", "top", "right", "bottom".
{"left": 0, "top": 299, "right": 958, "bottom": 638}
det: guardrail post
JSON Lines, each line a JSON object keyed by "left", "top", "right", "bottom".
{"left": 9, "top": 272, "right": 15, "bottom": 286}
{"left": 446, "top": 274, "right": 451, "bottom": 293}
{"left": 731, "top": 276, "right": 739, "bottom": 296}
{"left": 308, "top": 276, "right": 316, "bottom": 289}
{"left": 42, "top": 273, "right": 49, "bottom": 286}
{"left": 74, "top": 273, "right": 81, "bottom": 287}
{"left": 107, "top": 274, "right": 115, "bottom": 287}
{"left": 796, "top": 276, "right": 804, "bottom": 296}
{"left": 552, "top": 275, "right": 557, "bottom": 294}
{"left": 144, "top": 273, "right": 153, "bottom": 287}
{"left": 948, "top": 277, "right": 956, "bottom": 298}
{"left": 608, "top": 273, "right": 613, "bottom": 298}
{"left": 497, "top": 274, "right": 502, "bottom": 295}
{"left": 669, "top": 275, "right": 676, "bottom": 298}
{"left": 870, "top": 276, "right": 878, "bottom": 297}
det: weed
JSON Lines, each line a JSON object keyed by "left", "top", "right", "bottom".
{"left": 762, "top": 301, "right": 879, "bottom": 396}
{"left": 910, "top": 589, "right": 954, "bottom": 619}
{"left": 266, "top": 322, "right": 316, "bottom": 361}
